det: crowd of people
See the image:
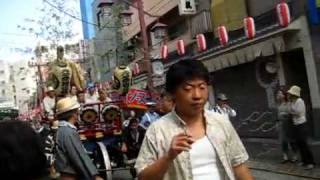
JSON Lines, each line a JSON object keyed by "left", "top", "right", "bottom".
{"left": 0, "top": 58, "right": 316, "bottom": 179}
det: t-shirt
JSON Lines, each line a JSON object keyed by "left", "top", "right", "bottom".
{"left": 190, "top": 136, "right": 222, "bottom": 180}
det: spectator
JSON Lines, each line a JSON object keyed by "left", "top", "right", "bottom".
{"left": 287, "top": 85, "right": 315, "bottom": 170}
{"left": 158, "top": 91, "right": 175, "bottom": 116}
{"left": 0, "top": 120, "right": 48, "bottom": 180}
{"left": 121, "top": 115, "right": 144, "bottom": 162}
{"left": 276, "top": 89, "right": 298, "bottom": 163}
{"left": 139, "top": 101, "right": 160, "bottom": 130}
{"left": 135, "top": 59, "right": 253, "bottom": 180}
{"left": 211, "top": 93, "right": 237, "bottom": 119}
{"left": 54, "top": 97, "right": 103, "bottom": 180}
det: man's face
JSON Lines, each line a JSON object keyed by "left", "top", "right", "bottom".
{"left": 48, "top": 91, "right": 55, "bottom": 98}
{"left": 217, "top": 100, "right": 228, "bottom": 107}
{"left": 161, "top": 96, "right": 174, "bottom": 114}
{"left": 99, "top": 92, "right": 106, "bottom": 101}
{"left": 71, "top": 87, "right": 77, "bottom": 95}
{"left": 173, "top": 78, "right": 208, "bottom": 116}
{"left": 78, "top": 93, "right": 85, "bottom": 103}
{"left": 89, "top": 88, "right": 95, "bottom": 95}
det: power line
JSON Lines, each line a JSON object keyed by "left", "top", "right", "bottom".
{"left": 43, "top": 0, "right": 120, "bottom": 29}
{"left": 43, "top": 0, "right": 98, "bottom": 27}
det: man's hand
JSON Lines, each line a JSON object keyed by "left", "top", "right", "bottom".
{"left": 121, "top": 143, "right": 128, "bottom": 153}
{"left": 167, "top": 133, "right": 195, "bottom": 160}
{"left": 95, "top": 176, "right": 104, "bottom": 180}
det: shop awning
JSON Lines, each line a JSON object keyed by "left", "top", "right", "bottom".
{"left": 200, "top": 36, "right": 286, "bottom": 72}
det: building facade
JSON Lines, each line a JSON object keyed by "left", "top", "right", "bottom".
{"left": 91, "top": 0, "right": 130, "bottom": 82}
{"left": 9, "top": 60, "right": 37, "bottom": 113}
{"left": 80, "top": 0, "right": 96, "bottom": 39}
{"left": 0, "top": 60, "right": 13, "bottom": 103}
{"left": 117, "top": 0, "right": 320, "bottom": 162}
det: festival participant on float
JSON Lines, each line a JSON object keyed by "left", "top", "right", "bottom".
{"left": 43, "top": 86, "right": 56, "bottom": 121}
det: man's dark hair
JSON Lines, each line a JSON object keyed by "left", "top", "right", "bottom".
{"left": 0, "top": 120, "right": 48, "bottom": 180}
{"left": 166, "top": 59, "right": 209, "bottom": 94}
{"left": 57, "top": 109, "right": 78, "bottom": 121}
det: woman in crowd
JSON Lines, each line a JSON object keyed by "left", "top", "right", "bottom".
{"left": 276, "top": 89, "right": 297, "bottom": 163}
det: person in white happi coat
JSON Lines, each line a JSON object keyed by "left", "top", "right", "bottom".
{"left": 211, "top": 93, "right": 237, "bottom": 119}
{"left": 43, "top": 86, "right": 56, "bottom": 120}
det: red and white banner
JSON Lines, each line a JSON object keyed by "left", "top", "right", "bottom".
{"left": 132, "top": 63, "right": 140, "bottom": 75}
{"left": 196, "top": 34, "right": 207, "bottom": 52}
{"left": 217, "top": 26, "right": 228, "bottom": 46}
{"left": 177, "top": 39, "right": 186, "bottom": 56}
{"left": 160, "top": 44, "right": 168, "bottom": 59}
{"left": 277, "top": 2, "right": 291, "bottom": 27}
{"left": 244, "top": 17, "right": 256, "bottom": 39}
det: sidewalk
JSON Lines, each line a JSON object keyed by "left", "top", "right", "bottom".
{"left": 243, "top": 138, "right": 320, "bottom": 179}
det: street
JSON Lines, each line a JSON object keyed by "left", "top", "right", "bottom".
{"left": 110, "top": 169, "right": 320, "bottom": 180}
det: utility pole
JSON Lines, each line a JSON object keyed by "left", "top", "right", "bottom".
{"left": 136, "top": 0, "right": 153, "bottom": 91}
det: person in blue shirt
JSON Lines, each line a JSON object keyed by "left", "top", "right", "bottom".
{"left": 139, "top": 101, "right": 160, "bottom": 130}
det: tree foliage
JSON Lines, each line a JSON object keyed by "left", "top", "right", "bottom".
{"left": 17, "top": 0, "right": 79, "bottom": 44}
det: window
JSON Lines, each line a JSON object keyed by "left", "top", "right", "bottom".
{"left": 2, "top": 89, "right": 5, "bottom": 96}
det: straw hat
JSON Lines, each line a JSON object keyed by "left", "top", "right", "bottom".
{"left": 287, "top": 85, "right": 301, "bottom": 97}
{"left": 217, "top": 93, "right": 228, "bottom": 101}
{"left": 46, "top": 86, "right": 55, "bottom": 92}
{"left": 56, "top": 97, "right": 80, "bottom": 115}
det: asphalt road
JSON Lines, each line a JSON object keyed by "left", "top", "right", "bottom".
{"left": 106, "top": 169, "right": 320, "bottom": 180}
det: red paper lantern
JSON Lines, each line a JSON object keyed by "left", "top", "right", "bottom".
{"left": 196, "top": 34, "right": 207, "bottom": 52}
{"left": 161, "top": 44, "right": 168, "bottom": 59}
{"left": 132, "top": 63, "right": 140, "bottom": 75}
{"left": 177, "top": 39, "right": 185, "bottom": 56}
{"left": 244, "top": 17, "right": 256, "bottom": 39}
{"left": 277, "top": 2, "right": 291, "bottom": 27}
{"left": 217, "top": 26, "right": 228, "bottom": 46}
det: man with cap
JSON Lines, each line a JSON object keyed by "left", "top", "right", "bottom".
{"left": 54, "top": 97, "right": 103, "bottom": 180}
{"left": 212, "top": 93, "right": 237, "bottom": 119}
{"left": 139, "top": 101, "right": 160, "bottom": 130}
{"left": 287, "top": 85, "right": 315, "bottom": 170}
{"left": 43, "top": 86, "right": 56, "bottom": 121}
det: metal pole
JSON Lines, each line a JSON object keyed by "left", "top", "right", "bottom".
{"left": 136, "top": 0, "right": 153, "bottom": 91}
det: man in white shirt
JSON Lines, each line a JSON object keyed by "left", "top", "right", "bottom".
{"left": 135, "top": 59, "right": 253, "bottom": 180}
{"left": 85, "top": 86, "right": 99, "bottom": 104}
{"left": 287, "top": 85, "right": 315, "bottom": 170}
{"left": 212, "top": 93, "right": 237, "bottom": 119}
{"left": 43, "top": 87, "right": 56, "bottom": 120}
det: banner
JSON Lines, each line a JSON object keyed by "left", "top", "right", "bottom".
{"left": 109, "top": 89, "right": 160, "bottom": 109}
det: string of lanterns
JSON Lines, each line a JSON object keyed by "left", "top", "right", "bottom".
{"left": 159, "top": 1, "right": 291, "bottom": 59}
{"left": 132, "top": 2, "right": 291, "bottom": 74}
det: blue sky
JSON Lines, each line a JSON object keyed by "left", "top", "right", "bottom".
{"left": 0, "top": 0, "right": 82, "bottom": 62}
